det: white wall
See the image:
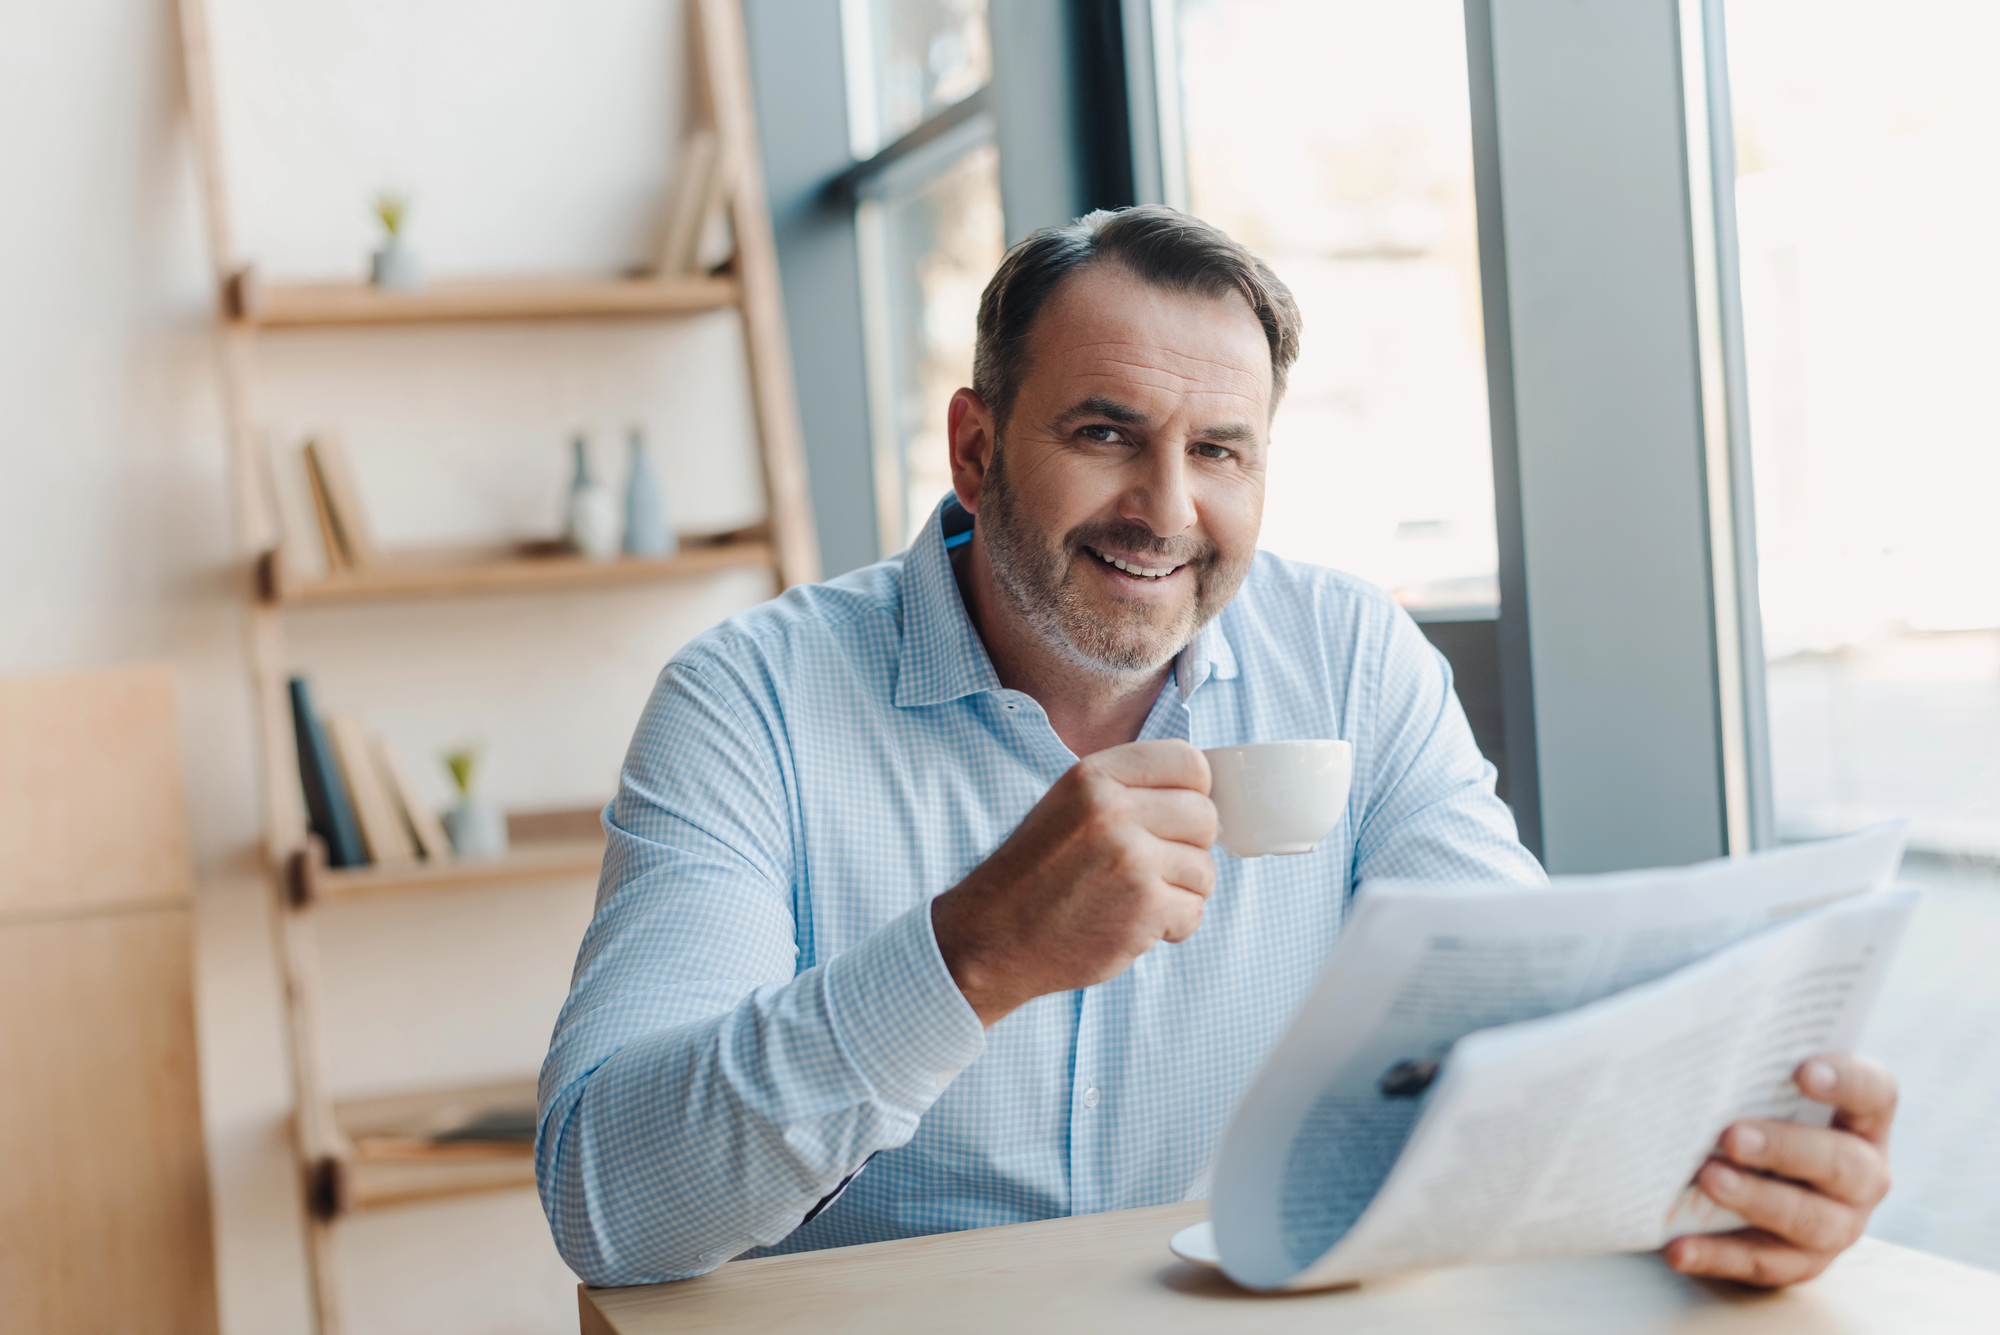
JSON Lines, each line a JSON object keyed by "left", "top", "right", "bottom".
{"left": 0, "top": 2, "right": 774, "bottom": 1331}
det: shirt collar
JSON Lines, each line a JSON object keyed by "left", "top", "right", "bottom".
{"left": 895, "top": 496, "right": 1004, "bottom": 707}
{"left": 1173, "top": 610, "right": 1240, "bottom": 703}
{"left": 894, "top": 493, "right": 1243, "bottom": 708}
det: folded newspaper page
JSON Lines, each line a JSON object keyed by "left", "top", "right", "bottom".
{"left": 1208, "top": 824, "right": 1914, "bottom": 1291}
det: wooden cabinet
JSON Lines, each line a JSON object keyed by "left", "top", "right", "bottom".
{"left": 0, "top": 665, "right": 219, "bottom": 1335}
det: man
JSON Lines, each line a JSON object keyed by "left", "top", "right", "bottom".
{"left": 537, "top": 207, "right": 1896, "bottom": 1289}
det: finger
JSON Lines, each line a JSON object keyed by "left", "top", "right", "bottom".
{"left": 1152, "top": 840, "right": 1218, "bottom": 899}
{"left": 1086, "top": 740, "right": 1211, "bottom": 794}
{"left": 1125, "top": 786, "right": 1220, "bottom": 848}
{"left": 1158, "top": 887, "right": 1209, "bottom": 944}
{"left": 1697, "top": 1159, "right": 1860, "bottom": 1255}
{"left": 1664, "top": 1229, "right": 1828, "bottom": 1288}
{"left": 1796, "top": 1054, "right": 1898, "bottom": 1146}
{"left": 1721, "top": 1119, "right": 1890, "bottom": 1208}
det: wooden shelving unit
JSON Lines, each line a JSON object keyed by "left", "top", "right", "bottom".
{"left": 326, "top": 1079, "right": 540, "bottom": 1214}
{"left": 259, "top": 532, "right": 775, "bottom": 606}
{"left": 174, "top": 2, "right": 818, "bottom": 1330}
{"left": 288, "top": 808, "right": 607, "bottom": 907}
{"left": 229, "top": 272, "right": 740, "bottom": 328}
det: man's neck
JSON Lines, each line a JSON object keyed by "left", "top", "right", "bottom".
{"left": 951, "top": 535, "right": 1174, "bottom": 758}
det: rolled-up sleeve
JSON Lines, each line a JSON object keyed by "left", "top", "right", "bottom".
{"left": 535, "top": 654, "right": 985, "bottom": 1286}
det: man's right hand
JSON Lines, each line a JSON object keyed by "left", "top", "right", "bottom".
{"left": 930, "top": 740, "right": 1218, "bottom": 1026}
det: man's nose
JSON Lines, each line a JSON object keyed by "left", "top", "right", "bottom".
{"left": 1119, "top": 442, "right": 1198, "bottom": 537}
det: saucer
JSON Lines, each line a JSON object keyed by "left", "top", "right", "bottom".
{"left": 1168, "top": 1220, "right": 1220, "bottom": 1268}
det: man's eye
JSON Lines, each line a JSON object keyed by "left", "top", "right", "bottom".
{"left": 1080, "top": 424, "right": 1123, "bottom": 443}
{"left": 1193, "top": 441, "right": 1233, "bottom": 461}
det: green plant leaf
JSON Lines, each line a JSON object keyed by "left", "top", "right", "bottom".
{"left": 443, "top": 746, "right": 478, "bottom": 797}
{"left": 373, "top": 190, "right": 408, "bottom": 239}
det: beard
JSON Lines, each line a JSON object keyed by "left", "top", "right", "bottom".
{"left": 976, "top": 445, "right": 1252, "bottom": 675}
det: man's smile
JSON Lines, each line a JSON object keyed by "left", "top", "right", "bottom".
{"left": 1084, "top": 545, "right": 1188, "bottom": 582}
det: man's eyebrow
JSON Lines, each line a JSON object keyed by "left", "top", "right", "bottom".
{"left": 1052, "top": 395, "right": 1149, "bottom": 431}
{"left": 1194, "top": 421, "right": 1259, "bottom": 445}
{"left": 1051, "top": 395, "right": 1259, "bottom": 446}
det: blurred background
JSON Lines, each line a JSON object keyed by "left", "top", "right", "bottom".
{"left": 2, "top": 0, "right": 1996, "bottom": 1331}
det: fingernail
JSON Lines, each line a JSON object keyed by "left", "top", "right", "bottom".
{"left": 1708, "top": 1163, "right": 1742, "bottom": 1195}
{"left": 1677, "top": 1242, "right": 1702, "bottom": 1269}
{"left": 1734, "top": 1125, "right": 1766, "bottom": 1158}
{"left": 1804, "top": 1060, "right": 1838, "bottom": 1095}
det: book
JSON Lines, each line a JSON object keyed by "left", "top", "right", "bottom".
{"left": 654, "top": 128, "right": 723, "bottom": 276}
{"left": 693, "top": 179, "right": 735, "bottom": 274}
{"left": 303, "top": 435, "right": 379, "bottom": 569}
{"left": 302, "top": 446, "right": 349, "bottom": 572}
{"left": 1200, "top": 823, "right": 1914, "bottom": 1291}
{"left": 350, "top": 1100, "right": 536, "bottom": 1163}
{"left": 327, "top": 715, "right": 417, "bottom": 867}
{"left": 288, "top": 678, "right": 367, "bottom": 869}
{"left": 264, "top": 437, "right": 332, "bottom": 580}
{"left": 373, "top": 735, "right": 452, "bottom": 862}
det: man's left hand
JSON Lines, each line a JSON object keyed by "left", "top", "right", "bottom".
{"left": 1664, "top": 1053, "right": 1897, "bottom": 1287}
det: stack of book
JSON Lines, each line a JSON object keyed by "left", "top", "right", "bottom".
{"left": 351, "top": 1104, "right": 538, "bottom": 1162}
{"left": 288, "top": 676, "right": 450, "bottom": 869}
{"left": 267, "top": 435, "right": 379, "bottom": 582}
{"left": 650, "top": 127, "right": 734, "bottom": 279}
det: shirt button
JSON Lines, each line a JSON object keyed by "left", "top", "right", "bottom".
{"left": 1082, "top": 1085, "right": 1100, "bottom": 1109}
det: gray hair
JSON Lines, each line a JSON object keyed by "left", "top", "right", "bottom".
{"left": 971, "top": 205, "right": 1302, "bottom": 431}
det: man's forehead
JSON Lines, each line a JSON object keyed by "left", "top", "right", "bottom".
{"left": 1033, "top": 340, "right": 1273, "bottom": 430}
{"left": 1027, "top": 268, "right": 1273, "bottom": 408}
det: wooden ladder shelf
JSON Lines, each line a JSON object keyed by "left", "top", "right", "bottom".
{"left": 174, "top": 3, "right": 817, "bottom": 1331}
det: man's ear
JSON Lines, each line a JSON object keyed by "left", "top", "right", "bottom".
{"left": 947, "top": 387, "right": 995, "bottom": 516}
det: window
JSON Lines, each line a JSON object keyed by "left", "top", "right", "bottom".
{"left": 843, "top": 0, "right": 1004, "bottom": 553}
{"left": 1725, "top": 0, "right": 2000, "bottom": 855}
{"left": 1174, "top": 0, "right": 1497, "bottom": 613}
{"left": 1725, "top": 0, "right": 2000, "bottom": 1272}
{"left": 857, "top": 146, "right": 1004, "bottom": 552}
{"left": 843, "top": 0, "right": 991, "bottom": 158}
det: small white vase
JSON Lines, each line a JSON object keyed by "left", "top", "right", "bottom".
{"left": 570, "top": 485, "right": 622, "bottom": 561}
{"left": 371, "top": 240, "right": 422, "bottom": 290}
{"left": 444, "top": 799, "right": 509, "bottom": 860}
{"left": 565, "top": 434, "right": 622, "bottom": 561}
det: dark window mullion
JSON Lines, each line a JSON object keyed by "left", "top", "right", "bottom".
{"left": 827, "top": 84, "right": 996, "bottom": 203}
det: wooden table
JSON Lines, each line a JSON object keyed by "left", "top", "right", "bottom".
{"left": 578, "top": 1201, "right": 2000, "bottom": 1333}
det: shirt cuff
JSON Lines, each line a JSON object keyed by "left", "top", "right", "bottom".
{"left": 821, "top": 896, "right": 986, "bottom": 1114}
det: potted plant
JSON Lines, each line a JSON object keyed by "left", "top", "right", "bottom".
{"left": 441, "top": 745, "right": 508, "bottom": 859}
{"left": 369, "top": 191, "right": 422, "bottom": 290}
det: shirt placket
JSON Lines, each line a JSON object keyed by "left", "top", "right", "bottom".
{"left": 986, "top": 686, "right": 1097, "bottom": 1214}
{"left": 1066, "top": 677, "right": 1195, "bottom": 1215}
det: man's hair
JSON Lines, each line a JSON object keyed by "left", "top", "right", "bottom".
{"left": 971, "top": 205, "right": 1303, "bottom": 432}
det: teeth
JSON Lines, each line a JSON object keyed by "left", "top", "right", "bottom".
{"left": 1093, "top": 549, "right": 1177, "bottom": 580}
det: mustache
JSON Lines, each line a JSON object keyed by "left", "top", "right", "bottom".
{"left": 1063, "top": 520, "right": 1216, "bottom": 570}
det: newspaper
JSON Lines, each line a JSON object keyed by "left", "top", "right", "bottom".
{"left": 1207, "top": 824, "right": 1915, "bottom": 1291}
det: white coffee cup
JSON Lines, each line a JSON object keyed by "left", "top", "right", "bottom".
{"left": 1202, "top": 740, "right": 1353, "bottom": 857}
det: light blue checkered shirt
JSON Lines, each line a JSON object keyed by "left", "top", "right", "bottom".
{"left": 537, "top": 496, "right": 1544, "bottom": 1286}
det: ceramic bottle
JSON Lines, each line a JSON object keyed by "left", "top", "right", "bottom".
{"left": 566, "top": 435, "right": 621, "bottom": 561}
{"left": 623, "top": 427, "right": 677, "bottom": 558}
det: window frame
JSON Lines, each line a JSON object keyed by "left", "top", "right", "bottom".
{"left": 1463, "top": 0, "right": 1769, "bottom": 868}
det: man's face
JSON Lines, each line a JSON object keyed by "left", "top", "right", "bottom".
{"left": 950, "top": 262, "right": 1272, "bottom": 676}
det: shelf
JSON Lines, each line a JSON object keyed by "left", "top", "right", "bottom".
{"left": 288, "top": 808, "right": 606, "bottom": 906}
{"left": 261, "top": 533, "right": 775, "bottom": 607}
{"left": 293, "top": 838, "right": 605, "bottom": 906}
{"left": 320, "top": 1078, "right": 539, "bottom": 1215}
{"left": 228, "top": 271, "right": 740, "bottom": 328}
